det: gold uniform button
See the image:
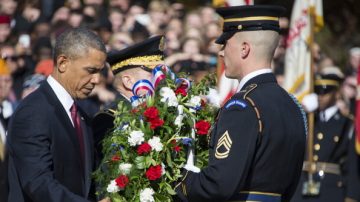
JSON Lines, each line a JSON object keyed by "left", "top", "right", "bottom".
{"left": 333, "top": 136, "right": 339, "bottom": 142}
{"left": 313, "top": 155, "right": 319, "bottom": 161}
{"left": 314, "top": 144, "right": 320, "bottom": 151}
{"left": 317, "top": 133, "right": 323, "bottom": 140}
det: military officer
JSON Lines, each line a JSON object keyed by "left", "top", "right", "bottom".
{"left": 92, "top": 35, "right": 165, "bottom": 160}
{"left": 175, "top": 5, "right": 307, "bottom": 202}
{"left": 292, "top": 67, "right": 358, "bottom": 202}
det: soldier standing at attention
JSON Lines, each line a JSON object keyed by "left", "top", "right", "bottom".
{"left": 175, "top": 5, "right": 307, "bottom": 202}
{"left": 292, "top": 67, "right": 359, "bottom": 202}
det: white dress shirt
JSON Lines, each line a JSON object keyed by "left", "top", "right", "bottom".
{"left": 47, "top": 76, "right": 75, "bottom": 126}
{"left": 237, "top": 69, "right": 273, "bottom": 92}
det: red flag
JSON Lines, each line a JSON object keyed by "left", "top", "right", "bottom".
{"left": 355, "top": 68, "right": 360, "bottom": 154}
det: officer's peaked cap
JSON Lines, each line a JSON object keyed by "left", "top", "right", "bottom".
{"left": 108, "top": 35, "right": 165, "bottom": 75}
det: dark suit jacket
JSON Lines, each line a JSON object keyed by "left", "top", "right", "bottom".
{"left": 7, "top": 81, "right": 95, "bottom": 202}
{"left": 176, "top": 73, "right": 307, "bottom": 202}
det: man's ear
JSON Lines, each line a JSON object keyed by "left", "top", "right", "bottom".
{"left": 56, "top": 55, "right": 68, "bottom": 73}
{"left": 121, "top": 74, "right": 134, "bottom": 91}
{"left": 241, "top": 42, "right": 250, "bottom": 59}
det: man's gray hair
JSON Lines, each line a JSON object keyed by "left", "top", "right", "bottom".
{"left": 53, "top": 28, "right": 106, "bottom": 63}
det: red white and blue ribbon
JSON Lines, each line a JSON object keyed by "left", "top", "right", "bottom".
{"left": 152, "top": 65, "right": 166, "bottom": 88}
{"left": 132, "top": 79, "right": 154, "bottom": 97}
{"left": 130, "top": 96, "right": 143, "bottom": 108}
{"left": 176, "top": 78, "right": 191, "bottom": 91}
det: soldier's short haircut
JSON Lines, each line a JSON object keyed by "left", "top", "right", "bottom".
{"left": 53, "top": 27, "right": 106, "bottom": 63}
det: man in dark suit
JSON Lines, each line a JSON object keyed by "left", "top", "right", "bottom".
{"left": 175, "top": 5, "right": 307, "bottom": 202}
{"left": 92, "top": 35, "right": 165, "bottom": 161}
{"left": 7, "top": 28, "right": 109, "bottom": 202}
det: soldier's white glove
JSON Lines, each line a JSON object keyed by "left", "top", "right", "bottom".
{"left": 301, "top": 93, "right": 318, "bottom": 113}
{"left": 184, "top": 164, "right": 201, "bottom": 173}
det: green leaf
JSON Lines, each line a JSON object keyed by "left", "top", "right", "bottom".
{"left": 135, "top": 156, "right": 146, "bottom": 169}
{"left": 165, "top": 183, "right": 177, "bottom": 195}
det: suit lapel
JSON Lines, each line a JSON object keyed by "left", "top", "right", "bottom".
{"left": 78, "top": 107, "right": 93, "bottom": 197}
{"left": 40, "top": 82, "right": 85, "bottom": 174}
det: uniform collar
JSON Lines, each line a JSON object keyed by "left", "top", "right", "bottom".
{"left": 237, "top": 69, "right": 274, "bottom": 92}
{"left": 320, "top": 105, "right": 338, "bottom": 122}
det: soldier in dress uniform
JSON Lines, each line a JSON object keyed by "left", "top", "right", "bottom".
{"left": 92, "top": 35, "right": 165, "bottom": 161}
{"left": 175, "top": 5, "right": 307, "bottom": 202}
{"left": 292, "top": 67, "right": 359, "bottom": 202}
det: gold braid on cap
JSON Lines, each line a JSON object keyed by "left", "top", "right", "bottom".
{"left": 224, "top": 16, "right": 279, "bottom": 23}
{"left": 314, "top": 79, "right": 339, "bottom": 87}
{"left": 111, "top": 55, "right": 164, "bottom": 71}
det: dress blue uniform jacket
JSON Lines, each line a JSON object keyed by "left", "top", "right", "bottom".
{"left": 7, "top": 81, "right": 95, "bottom": 202}
{"left": 176, "top": 73, "right": 307, "bottom": 202}
{"left": 292, "top": 107, "right": 358, "bottom": 202}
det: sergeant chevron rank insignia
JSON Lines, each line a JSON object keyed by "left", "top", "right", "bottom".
{"left": 215, "top": 130, "right": 232, "bottom": 159}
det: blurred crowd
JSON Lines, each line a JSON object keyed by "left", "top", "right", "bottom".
{"left": 0, "top": 0, "right": 359, "bottom": 119}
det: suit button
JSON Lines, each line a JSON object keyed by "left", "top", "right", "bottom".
{"left": 333, "top": 136, "right": 339, "bottom": 142}
{"left": 313, "top": 155, "right": 319, "bottom": 161}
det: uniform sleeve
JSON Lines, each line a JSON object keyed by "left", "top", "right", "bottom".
{"left": 176, "top": 104, "right": 259, "bottom": 202}
{"left": 7, "top": 105, "right": 90, "bottom": 202}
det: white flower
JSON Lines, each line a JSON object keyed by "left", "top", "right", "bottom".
{"left": 159, "top": 87, "right": 175, "bottom": 98}
{"left": 174, "top": 115, "right": 184, "bottom": 127}
{"left": 106, "top": 180, "right": 120, "bottom": 193}
{"left": 119, "top": 163, "right": 132, "bottom": 175}
{"left": 189, "top": 96, "right": 202, "bottom": 107}
{"left": 159, "top": 87, "right": 178, "bottom": 107}
{"left": 175, "top": 105, "right": 184, "bottom": 127}
{"left": 167, "top": 97, "right": 179, "bottom": 107}
{"left": 128, "top": 130, "right": 144, "bottom": 146}
{"left": 148, "top": 136, "right": 163, "bottom": 152}
{"left": 140, "top": 188, "right": 155, "bottom": 202}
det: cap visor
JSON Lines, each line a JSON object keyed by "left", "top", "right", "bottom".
{"left": 215, "top": 31, "right": 236, "bottom": 44}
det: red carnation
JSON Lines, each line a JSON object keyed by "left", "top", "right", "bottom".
{"left": 195, "top": 120, "right": 211, "bottom": 135}
{"left": 137, "top": 142, "right": 152, "bottom": 155}
{"left": 145, "top": 165, "right": 162, "bottom": 181}
{"left": 115, "top": 175, "right": 129, "bottom": 189}
{"left": 174, "top": 145, "right": 181, "bottom": 152}
{"left": 175, "top": 88, "right": 187, "bottom": 96}
{"left": 144, "top": 107, "right": 159, "bottom": 120}
{"left": 111, "top": 155, "right": 121, "bottom": 161}
{"left": 149, "top": 118, "right": 164, "bottom": 129}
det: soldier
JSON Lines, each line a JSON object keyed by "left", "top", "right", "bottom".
{"left": 292, "top": 67, "right": 358, "bottom": 202}
{"left": 175, "top": 5, "right": 307, "bottom": 202}
{"left": 92, "top": 35, "right": 165, "bottom": 161}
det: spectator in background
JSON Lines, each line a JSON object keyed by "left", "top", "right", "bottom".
{"left": 13, "top": 0, "right": 42, "bottom": 35}
{"left": 108, "top": 8, "right": 124, "bottom": 33}
{"left": 167, "top": 37, "right": 215, "bottom": 82}
{"left": 345, "top": 47, "right": 360, "bottom": 76}
{"left": 68, "top": 9, "right": 84, "bottom": 28}
{"left": 0, "top": 0, "right": 18, "bottom": 16}
{"left": 0, "top": 58, "right": 13, "bottom": 202}
{"left": 0, "top": 15, "right": 11, "bottom": 43}
{"left": 108, "top": 31, "right": 133, "bottom": 51}
{"left": 21, "top": 73, "right": 45, "bottom": 98}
